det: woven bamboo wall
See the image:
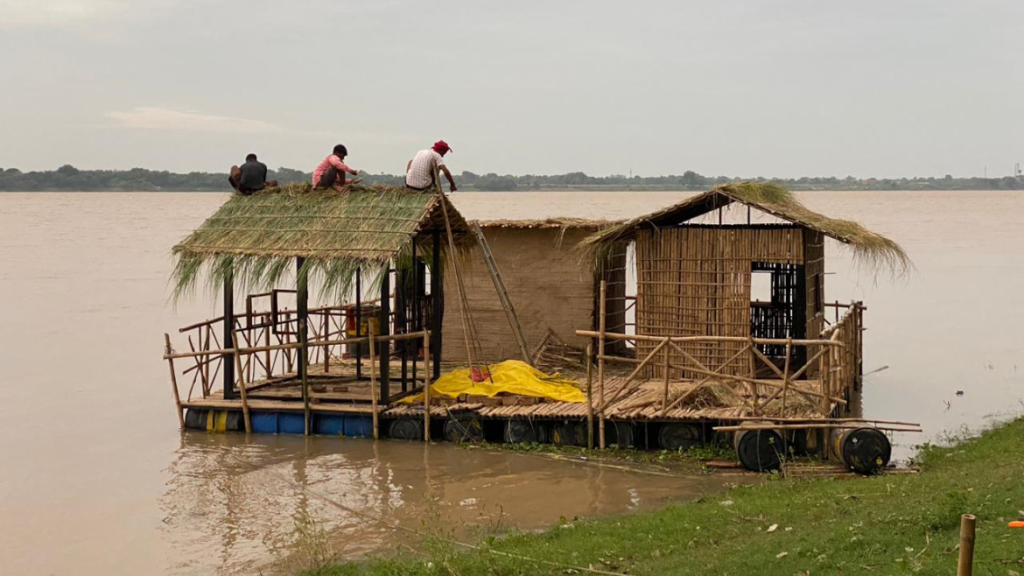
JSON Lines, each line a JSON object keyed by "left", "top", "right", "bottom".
{"left": 635, "top": 225, "right": 805, "bottom": 378}
{"left": 443, "top": 227, "right": 604, "bottom": 363}
{"left": 803, "top": 229, "right": 825, "bottom": 377}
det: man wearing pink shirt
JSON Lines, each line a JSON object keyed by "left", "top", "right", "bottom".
{"left": 313, "top": 144, "right": 361, "bottom": 192}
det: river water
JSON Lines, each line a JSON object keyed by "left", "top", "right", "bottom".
{"left": 1, "top": 191, "right": 1022, "bottom": 575}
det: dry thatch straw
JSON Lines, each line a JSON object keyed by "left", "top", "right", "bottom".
{"left": 578, "top": 182, "right": 911, "bottom": 276}
{"left": 171, "top": 182, "right": 471, "bottom": 301}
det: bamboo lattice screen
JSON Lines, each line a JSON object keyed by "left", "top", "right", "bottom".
{"left": 635, "top": 225, "right": 805, "bottom": 378}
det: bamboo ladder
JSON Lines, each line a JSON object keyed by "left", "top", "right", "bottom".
{"left": 434, "top": 168, "right": 489, "bottom": 375}
{"left": 469, "top": 221, "right": 532, "bottom": 365}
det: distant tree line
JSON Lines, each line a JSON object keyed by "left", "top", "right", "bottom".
{"left": 1, "top": 165, "right": 1022, "bottom": 192}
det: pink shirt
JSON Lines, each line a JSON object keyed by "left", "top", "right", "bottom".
{"left": 312, "top": 155, "right": 355, "bottom": 187}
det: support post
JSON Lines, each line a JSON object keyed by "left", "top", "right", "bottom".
{"left": 368, "top": 327, "right": 380, "bottom": 440}
{"left": 399, "top": 261, "right": 409, "bottom": 392}
{"left": 379, "top": 268, "right": 391, "bottom": 402}
{"left": 223, "top": 269, "right": 236, "bottom": 399}
{"left": 957, "top": 514, "right": 976, "bottom": 576}
{"left": 411, "top": 240, "right": 419, "bottom": 388}
{"left": 423, "top": 330, "right": 432, "bottom": 442}
{"left": 431, "top": 230, "right": 443, "bottom": 380}
{"left": 748, "top": 335, "right": 758, "bottom": 413}
{"left": 781, "top": 338, "right": 792, "bottom": 415}
{"left": 297, "top": 257, "right": 310, "bottom": 436}
{"left": 164, "top": 334, "right": 185, "bottom": 429}
{"left": 598, "top": 280, "right": 607, "bottom": 449}
{"left": 323, "top": 311, "right": 330, "bottom": 374}
{"left": 662, "top": 343, "right": 671, "bottom": 412}
{"left": 232, "top": 330, "right": 252, "bottom": 433}
{"left": 586, "top": 343, "right": 594, "bottom": 450}
{"left": 355, "top": 267, "right": 362, "bottom": 380}
{"left": 204, "top": 324, "right": 212, "bottom": 397}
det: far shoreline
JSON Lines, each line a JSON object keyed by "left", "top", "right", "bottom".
{"left": 2, "top": 187, "right": 1018, "bottom": 194}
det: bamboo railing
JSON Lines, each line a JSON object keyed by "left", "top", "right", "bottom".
{"left": 176, "top": 304, "right": 362, "bottom": 397}
{"left": 163, "top": 329, "right": 433, "bottom": 439}
{"left": 578, "top": 286, "right": 866, "bottom": 449}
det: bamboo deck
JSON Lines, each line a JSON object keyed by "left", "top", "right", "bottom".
{"left": 181, "top": 363, "right": 830, "bottom": 423}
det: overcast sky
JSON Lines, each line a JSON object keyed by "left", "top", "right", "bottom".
{"left": 1, "top": 0, "right": 1022, "bottom": 178}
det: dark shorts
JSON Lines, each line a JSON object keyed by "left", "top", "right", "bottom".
{"left": 315, "top": 166, "right": 347, "bottom": 189}
{"left": 405, "top": 175, "right": 435, "bottom": 192}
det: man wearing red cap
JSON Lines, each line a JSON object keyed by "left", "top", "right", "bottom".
{"left": 405, "top": 140, "right": 457, "bottom": 192}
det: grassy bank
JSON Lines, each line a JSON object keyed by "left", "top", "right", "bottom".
{"left": 308, "top": 419, "right": 1024, "bottom": 575}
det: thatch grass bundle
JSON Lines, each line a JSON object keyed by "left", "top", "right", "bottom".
{"left": 578, "top": 182, "right": 911, "bottom": 276}
{"left": 171, "top": 182, "right": 469, "bottom": 301}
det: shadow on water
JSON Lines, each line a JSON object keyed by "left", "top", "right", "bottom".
{"left": 159, "top": 433, "right": 729, "bottom": 575}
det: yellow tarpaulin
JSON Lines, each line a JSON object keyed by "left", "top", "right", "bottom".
{"left": 401, "top": 360, "right": 585, "bottom": 404}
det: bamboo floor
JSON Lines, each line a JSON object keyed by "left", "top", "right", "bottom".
{"left": 181, "top": 359, "right": 829, "bottom": 423}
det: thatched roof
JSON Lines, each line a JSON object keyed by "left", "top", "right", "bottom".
{"left": 580, "top": 182, "right": 910, "bottom": 274}
{"left": 476, "top": 217, "right": 622, "bottom": 231}
{"left": 172, "top": 183, "right": 470, "bottom": 299}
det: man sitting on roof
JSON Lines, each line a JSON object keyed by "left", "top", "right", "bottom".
{"left": 313, "top": 144, "right": 361, "bottom": 192}
{"left": 405, "top": 140, "right": 457, "bottom": 193}
{"left": 228, "top": 153, "right": 278, "bottom": 195}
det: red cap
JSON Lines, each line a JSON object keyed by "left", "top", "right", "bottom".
{"left": 433, "top": 140, "right": 452, "bottom": 154}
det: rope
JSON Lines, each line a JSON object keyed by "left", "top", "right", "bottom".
{"left": 223, "top": 451, "right": 627, "bottom": 575}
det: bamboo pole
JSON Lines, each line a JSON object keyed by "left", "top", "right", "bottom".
{"left": 263, "top": 323, "right": 271, "bottom": 380}
{"left": 575, "top": 330, "right": 845, "bottom": 348}
{"left": 662, "top": 344, "right": 671, "bottom": 412}
{"left": 596, "top": 339, "right": 669, "bottom": 412}
{"left": 957, "top": 514, "right": 976, "bottom": 576}
{"left": 598, "top": 280, "right": 607, "bottom": 449}
{"left": 423, "top": 330, "right": 432, "bottom": 442}
{"left": 713, "top": 424, "right": 921, "bottom": 433}
{"left": 781, "top": 338, "right": 792, "bottom": 415}
{"left": 161, "top": 333, "right": 427, "bottom": 361}
{"left": 298, "top": 258, "right": 310, "bottom": 437}
{"left": 658, "top": 343, "right": 751, "bottom": 416}
{"left": 231, "top": 330, "right": 252, "bottom": 433}
{"left": 748, "top": 335, "right": 757, "bottom": 413}
{"left": 725, "top": 416, "right": 921, "bottom": 426}
{"left": 368, "top": 327, "right": 380, "bottom": 440}
{"left": 203, "top": 324, "right": 212, "bottom": 396}
{"left": 164, "top": 334, "right": 186, "bottom": 430}
{"left": 586, "top": 343, "right": 594, "bottom": 450}
{"left": 323, "top": 312, "right": 330, "bottom": 374}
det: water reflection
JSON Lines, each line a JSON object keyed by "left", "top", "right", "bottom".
{"left": 160, "top": 433, "right": 726, "bottom": 575}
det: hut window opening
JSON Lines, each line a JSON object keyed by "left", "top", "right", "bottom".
{"left": 750, "top": 262, "right": 807, "bottom": 367}
{"left": 751, "top": 271, "right": 772, "bottom": 303}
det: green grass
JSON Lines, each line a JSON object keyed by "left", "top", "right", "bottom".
{"left": 470, "top": 437, "right": 737, "bottom": 473}
{"left": 305, "top": 419, "right": 1024, "bottom": 576}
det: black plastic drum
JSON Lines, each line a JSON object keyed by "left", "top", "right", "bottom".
{"left": 504, "top": 419, "right": 547, "bottom": 444}
{"left": 733, "top": 428, "right": 784, "bottom": 472}
{"left": 657, "top": 423, "right": 702, "bottom": 452}
{"left": 832, "top": 427, "right": 891, "bottom": 475}
{"left": 184, "top": 409, "right": 208, "bottom": 430}
{"left": 444, "top": 414, "right": 484, "bottom": 443}
{"left": 551, "top": 421, "right": 587, "bottom": 446}
{"left": 388, "top": 419, "right": 423, "bottom": 441}
{"left": 607, "top": 422, "right": 635, "bottom": 448}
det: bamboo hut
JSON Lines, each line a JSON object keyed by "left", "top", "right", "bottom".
{"left": 580, "top": 182, "right": 908, "bottom": 380}
{"left": 169, "top": 183, "right": 471, "bottom": 413}
{"left": 442, "top": 218, "right": 626, "bottom": 365}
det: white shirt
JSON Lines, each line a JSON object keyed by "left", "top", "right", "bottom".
{"left": 406, "top": 149, "right": 445, "bottom": 190}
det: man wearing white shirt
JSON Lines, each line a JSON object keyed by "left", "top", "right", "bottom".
{"left": 405, "top": 140, "right": 457, "bottom": 192}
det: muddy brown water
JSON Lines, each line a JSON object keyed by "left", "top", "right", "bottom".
{"left": 1, "top": 191, "right": 1022, "bottom": 575}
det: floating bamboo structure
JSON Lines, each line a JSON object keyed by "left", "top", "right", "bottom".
{"left": 160, "top": 182, "right": 912, "bottom": 473}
